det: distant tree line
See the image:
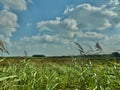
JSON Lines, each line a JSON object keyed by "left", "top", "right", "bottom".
{"left": 31, "top": 52, "right": 120, "bottom": 58}
{"left": 32, "top": 54, "right": 46, "bottom": 57}
{"left": 111, "top": 52, "right": 120, "bottom": 57}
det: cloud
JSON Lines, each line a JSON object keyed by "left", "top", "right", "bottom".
{"left": 116, "top": 23, "right": 120, "bottom": 28}
{"left": 0, "top": 0, "right": 29, "bottom": 39}
{"left": 64, "top": 3, "right": 119, "bottom": 31}
{"left": 9, "top": 33, "right": 73, "bottom": 56}
{"left": 37, "top": 17, "right": 78, "bottom": 31}
{"left": 3, "top": 0, "right": 120, "bottom": 56}
{"left": 35, "top": 0, "right": 120, "bottom": 55}
{"left": 0, "top": 0, "right": 29, "bottom": 45}
{"left": 37, "top": 17, "right": 78, "bottom": 39}
{"left": 0, "top": 9, "right": 18, "bottom": 37}
{"left": 21, "top": 34, "right": 70, "bottom": 45}
{"left": 109, "top": 0, "right": 119, "bottom": 5}
{"left": 0, "top": 0, "right": 28, "bottom": 10}
{"left": 37, "top": 0, "right": 120, "bottom": 41}
{"left": 0, "top": 34, "right": 10, "bottom": 44}
{"left": 76, "top": 32, "right": 108, "bottom": 41}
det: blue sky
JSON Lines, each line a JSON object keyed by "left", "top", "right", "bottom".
{"left": 0, "top": 0, "right": 120, "bottom": 56}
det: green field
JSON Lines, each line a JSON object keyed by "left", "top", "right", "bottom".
{"left": 0, "top": 57, "right": 120, "bottom": 90}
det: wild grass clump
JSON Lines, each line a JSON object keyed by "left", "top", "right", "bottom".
{"left": 0, "top": 40, "right": 9, "bottom": 55}
{"left": 0, "top": 58, "right": 120, "bottom": 90}
{"left": 75, "top": 42, "right": 103, "bottom": 56}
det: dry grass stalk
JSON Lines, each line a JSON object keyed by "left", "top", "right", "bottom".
{"left": 24, "top": 50, "right": 27, "bottom": 57}
{"left": 75, "top": 42, "right": 85, "bottom": 55}
{"left": 86, "top": 45, "right": 94, "bottom": 54}
{"left": 75, "top": 42, "right": 103, "bottom": 55}
{"left": 0, "top": 40, "right": 9, "bottom": 54}
{"left": 95, "top": 42, "right": 102, "bottom": 54}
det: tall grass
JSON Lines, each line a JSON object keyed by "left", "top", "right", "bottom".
{"left": 0, "top": 40, "right": 9, "bottom": 55}
{"left": 75, "top": 42, "right": 103, "bottom": 56}
{"left": 0, "top": 58, "right": 120, "bottom": 90}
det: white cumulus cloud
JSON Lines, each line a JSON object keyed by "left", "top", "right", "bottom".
{"left": 37, "top": 17, "right": 78, "bottom": 39}
{"left": 0, "top": 0, "right": 29, "bottom": 46}
{"left": 0, "top": 0, "right": 28, "bottom": 10}
{"left": 64, "top": 3, "right": 118, "bottom": 31}
{"left": 0, "top": 9, "right": 18, "bottom": 37}
{"left": 36, "top": 0, "right": 120, "bottom": 55}
{"left": 37, "top": 17, "right": 78, "bottom": 31}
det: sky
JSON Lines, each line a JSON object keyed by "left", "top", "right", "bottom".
{"left": 0, "top": 0, "right": 120, "bottom": 56}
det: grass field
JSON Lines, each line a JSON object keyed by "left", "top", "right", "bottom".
{"left": 0, "top": 57, "right": 120, "bottom": 90}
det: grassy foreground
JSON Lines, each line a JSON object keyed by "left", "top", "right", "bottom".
{"left": 0, "top": 57, "right": 120, "bottom": 90}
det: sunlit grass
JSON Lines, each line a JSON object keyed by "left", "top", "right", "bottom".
{"left": 0, "top": 58, "right": 120, "bottom": 90}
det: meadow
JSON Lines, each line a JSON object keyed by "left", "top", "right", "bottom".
{"left": 0, "top": 57, "right": 120, "bottom": 90}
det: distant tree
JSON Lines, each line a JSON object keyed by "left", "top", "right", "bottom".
{"left": 32, "top": 54, "right": 45, "bottom": 57}
{"left": 0, "top": 40, "right": 9, "bottom": 55}
{"left": 112, "top": 52, "right": 119, "bottom": 57}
